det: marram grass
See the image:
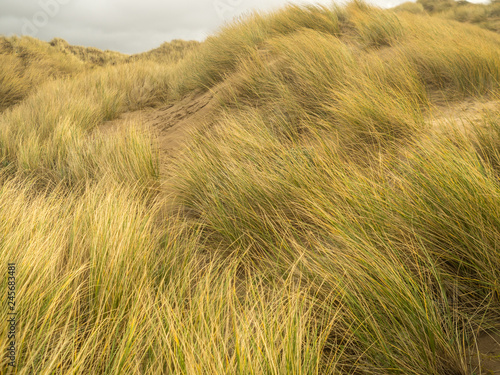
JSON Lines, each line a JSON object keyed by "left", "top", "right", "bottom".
{"left": 1, "top": 1, "right": 500, "bottom": 374}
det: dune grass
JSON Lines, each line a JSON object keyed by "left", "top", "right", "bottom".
{"left": 49, "top": 37, "right": 127, "bottom": 66}
{"left": 1, "top": 1, "right": 500, "bottom": 374}
{"left": 126, "top": 40, "right": 200, "bottom": 65}
{"left": 0, "top": 36, "right": 86, "bottom": 112}
{"left": 415, "top": 0, "right": 500, "bottom": 33}
{"left": 0, "top": 35, "right": 196, "bottom": 113}
{"left": 0, "top": 62, "right": 169, "bottom": 190}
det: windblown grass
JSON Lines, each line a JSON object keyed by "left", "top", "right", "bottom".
{"left": 0, "top": 36, "right": 86, "bottom": 111}
{"left": 1, "top": 1, "right": 500, "bottom": 374}
{"left": 415, "top": 0, "right": 500, "bottom": 33}
{"left": 175, "top": 4, "right": 342, "bottom": 93}
{"left": 0, "top": 62, "right": 168, "bottom": 189}
{"left": 49, "top": 37, "right": 127, "bottom": 66}
{"left": 127, "top": 39, "right": 200, "bottom": 65}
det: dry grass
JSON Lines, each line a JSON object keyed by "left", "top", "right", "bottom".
{"left": 127, "top": 39, "right": 200, "bottom": 65}
{"left": 410, "top": 0, "right": 500, "bottom": 33}
{"left": 0, "top": 62, "right": 169, "bottom": 191}
{"left": 0, "top": 35, "right": 194, "bottom": 113}
{"left": 1, "top": 2, "right": 500, "bottom": 374}
{"left": 49, "top": 37, "right": 127, "bottom": 66}
{"left": 0, "top": 36, "right": 86, "bottom": 112}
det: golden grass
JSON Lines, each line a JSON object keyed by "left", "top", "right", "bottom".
{"left": 411, "top": 0, "right": 500, "bottom": 33}
{"left": 0, "top": 62, "right": 168, "bottom": 190}
{"left": 126, "top": 39, "right": 200, "bottom": 65}
{"left": 0, "top": 36, "right": 86, "bottom": 112}
{"left": 1, "top": 2, "right": 500, "bottom": 374}
{"left": 0, "top": 35, "right": 191, "bottom": 113}
{"left": 49, "top": 37, "right": 127, "bottom": 66}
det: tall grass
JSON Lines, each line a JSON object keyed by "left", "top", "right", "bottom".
{"left": 172, "top": 102, "right": 500, "bottom": 374}
{"left": 49, "top": 37, "right": 127, "bottom": 66}
{"left": 174, "top": 4, "right": 341, "bottom": 93}
{"left": 127, "top": 39, "right": 200, "bottom": 65}
{"left": 1, "top": 1, "right": 500, "bottom": 374}
{"left": 414, "top": 0, "right": 500, "bottom": 33}
{"left": 0, "top": 36, "right": 86, "bottom": 111}
{"left": 0, "top": 62, "right": 167, "bottom": 189}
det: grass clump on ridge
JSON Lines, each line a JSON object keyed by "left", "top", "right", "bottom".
{"left": 174, "top": 3, "right": 342, "bottom": 93}
{"left": 126, "top": 39, "right": 200, "bottom": 65}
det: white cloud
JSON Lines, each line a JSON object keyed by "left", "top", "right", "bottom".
{"left": 0, "top": 0, "right": 423, "bottom": 53}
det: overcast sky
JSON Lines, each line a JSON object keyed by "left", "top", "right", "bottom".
{"left": 0, "top": 0, "right": 486, "bottom": 54}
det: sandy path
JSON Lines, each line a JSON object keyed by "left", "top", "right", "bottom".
{"left": 101, "top": 88, "right": 218, "bottom": 179}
